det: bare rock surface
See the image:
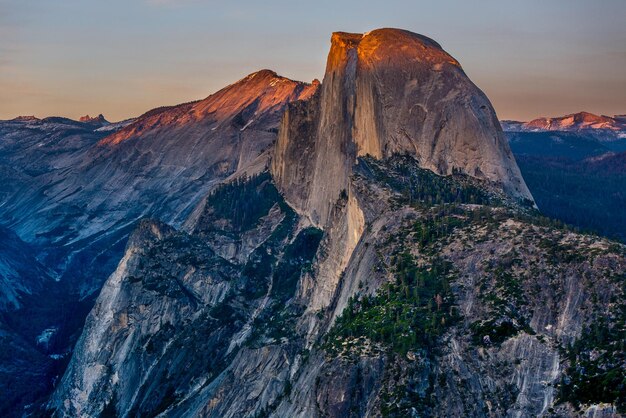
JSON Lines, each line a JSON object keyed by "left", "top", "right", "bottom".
{"left": 273, "top": 28, "right": 533, "bottom": 227}
{"left": 42, "top": 29, "right": 625, "bottom": 418}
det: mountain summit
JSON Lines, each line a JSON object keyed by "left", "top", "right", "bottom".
{"left": 42, "top": 28, "right": 626, "bottom": 418}
{"left": 502, "top": 111, "right": 626, "bottom": 140}
{"left": 273, "top": 28, "right": 533, "bottom": 225}
{"left": 525, "top": 111, "right": 624, "bottom": 131}
{"left": 79, "top": 114, "right": 108, "bottom": 124}
{"left": 100, "top": 70, "right": 317, "bottom": 146}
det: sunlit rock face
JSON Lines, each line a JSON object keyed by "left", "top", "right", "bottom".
{"left": 273, "top": 28, "right": 532, "bottom": 226}
{"left": 0, "top": 70, "right": 317, "bottom": 295}
{"left": 100, "top": 69, "right": 317, "bottom": 147}
{"left": 502, "top": 111, "right": 626, "bottom": 147}
{"left": 45, "top": 28, "right": 626, "bottom": 418}
{"left": 523, "top": 111, "right": 625, "bottom": 132}
{"left": 0, "top": 71, "right": 318, "bottom": 415}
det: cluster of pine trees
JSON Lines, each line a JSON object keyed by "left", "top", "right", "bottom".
{"left": 202, "top": 173, "right": 281, "bottom": 232}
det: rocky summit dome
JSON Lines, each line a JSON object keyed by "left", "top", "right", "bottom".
{"left": 273, "top": 28, "right": 533, "bottom": 226}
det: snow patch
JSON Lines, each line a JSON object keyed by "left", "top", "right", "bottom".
{"left": 36, "top": 327, "right": 58, "bottom": 348}
{"left": 240, "top": 119, "right": 254, "bottom": 131}
{"left": 49, "top": 353, "right": 68, "bottom": 360}
{"left": 95, "top": 119, "right": 135, "bottom": 132}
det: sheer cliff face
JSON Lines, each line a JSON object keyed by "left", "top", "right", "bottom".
{"left": 1, "top": 70, "right": 316, "bottom": 295}
{"left": 273, "top": 28, "right": 532, "bottom": 226}
{"left": 46, "top": 29, "right": 624, "bottom": 418}
{"left": 50, "top": 157, "right": 625, "bottom": 418}
{"left": 0, "top": 71, "right": 317, "bottom": 415}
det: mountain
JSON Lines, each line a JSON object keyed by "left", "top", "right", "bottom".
{"left": 506, "top": 130, "right": 613, "bottom": 160}
{"left": 502, "top": 116, "right": 626, "bottom": 242}
{"left": 273, "top": 29, "right": 533, "bottom": 226}
{"left": 585, "top": 151, "right": 626, "bottom": 173}
{"left": 502, "top": 111, "right": 626, "bottom": 133}
{"left": 502, "top": 111, "right": 626, "bottom": 150}
{"left": 78, "top": 114, "right": 109, "bottom": 126}
{"left": 0, "top": 225, "right": 51, "bottom": 310}
{"left": 0, "top": 225, "right": 72, "bottom": 416}
{"left": 0, "top": 70, "right": 317, "bottom": 415}
{"left": 525, "top": 111, "right": 624, "bottom": 132}
{"left": 0, "top": 69, "right": 316, "bottom": 294}
{"left": 511, "top": 151, "right": 626, "bottom": 242}
{"left": 46, "top": 28, "right": 625, "bottom": 418}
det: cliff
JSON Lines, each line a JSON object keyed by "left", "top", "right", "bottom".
{"left": 47, "top": 29, "right": 626, "bottom": 418}
{"left": 272, "top": 28, "right": 533, "bottom": 226}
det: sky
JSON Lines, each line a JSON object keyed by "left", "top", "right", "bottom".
{"left": 1, "top": 0, "right": 625, "bottom": 122}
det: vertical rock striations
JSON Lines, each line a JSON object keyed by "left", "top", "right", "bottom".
{"left": 272, "top": 28, "right": 533, "bottom": 226}
{"left": 47, "top": 29, "right": 626, "bottom": 418}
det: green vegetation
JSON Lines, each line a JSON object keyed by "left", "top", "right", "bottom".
{"left": 139, "top": 232, "right": 234, "bottom": 302}
{"left": 516, "top": 154, "right": 626, "bottom": 243}
{"left": 239, "top": 200, "right": 298, "bottom": 301}
{"left": 200, "top": 172, "right": 282, "bottom": 232}
{"left": 271, "top": 227, "right": 323, "bottom": 303}
{"left": 558, "top": 310, "right": 626, "bottom": 412}
{"left": 537, "top": 238, "right": 585, "bottom": 264}
{"left": 324, "top": 255, "right": 458, "bottom": 356}
{"left": 358, "top": 155, "right": 496, "bottom": 208}
{"left": 411, "top": 210, "right": 465, "bottom": 250}
{"left": 249, "top": 227, "right": 323, "bottom": 343}
{"left": 379, "top": 362, "right": 433, "bottom": 418}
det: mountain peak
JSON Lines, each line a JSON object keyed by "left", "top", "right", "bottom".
{"left": 273, "top": 27, "right": 533, "bottom": 225}
{"left": 79, "top": 114, "right": 108, "bottom": 124}
{"left": 11, "top": 115, "right": 39, "bottom": 122}
{"left": 99, "top": 69, "right": 318, "bottom": 146}
{"left": 522, "top": 111, "right": 624, "bottom": 132}
{"left": 243, "top": 69, "right": 279, "bottom": 80}
{"left": 326, "top": 28, "right": 458, "bottom": 74}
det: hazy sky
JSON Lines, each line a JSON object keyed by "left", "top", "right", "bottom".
{"left": 1, "top": 0, "right": 625, "bottom": 121}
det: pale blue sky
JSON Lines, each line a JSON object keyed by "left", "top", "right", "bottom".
{"left": 1, "top": 0, "right": 625, "bottom": 121}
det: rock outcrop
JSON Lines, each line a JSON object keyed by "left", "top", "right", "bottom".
{"left": 33, "top": 28, "right": 626, "bottom": 418}
{"left": 50, "top": 155, "right": 626, "bottom": 418}
{"left": 0, "top": 71, "right": 318, "bottom": 415}
{"left": 78, "top": 114, "right": 109, "bottom": 127}
{"left": 273, "top": 28, "right": 532, "bottom": 226}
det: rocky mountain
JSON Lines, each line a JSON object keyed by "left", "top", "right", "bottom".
{"left": 525, "top": 111, "right": 625, "bottom": 133}
{"left": 502, "top": 112, "right": 626, "bottom": 149}
{"left": 502, "top": 117, "right": 626, "bottom": 242}
{"left": 49, "top": 163, "right": 626, "bottom": 417}
{"left": 78, "top": 114, "right": 109, "bottom": 126}
{"left": 0, "top": 71, "right": 317, "bottom": 414}
{"left": 273, "top": 29, "right": 533, "bottom": 226}
{"left": 44, "top": 28, "right": 625, "bottom": 418}
{"left": 0, "top": 69, "right": 316, "bottom": 295}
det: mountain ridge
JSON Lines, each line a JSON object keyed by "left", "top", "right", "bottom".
{"left": 502, "top": 111, "right": 626, "bottom": 137}
{"left": 1, "top": 27, "right": 624, "bottom": 418}
{"left": 99, "top": 69, "right": 318, "bottom": 147}
{"left": 0, "top": 68, "right": 319, "bottom": 415}
{"left": 273, "top": 28, "right": 533, "bottom": 228}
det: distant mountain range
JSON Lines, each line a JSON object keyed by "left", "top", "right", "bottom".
{"left": 501, "top": 112, "right": 626, "bottom": 242}
{"left": 502, "top": 111, "right": 626, "bottom": 134}
{"left": 502, "top": 111, "right": 626, "bottom": 148}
